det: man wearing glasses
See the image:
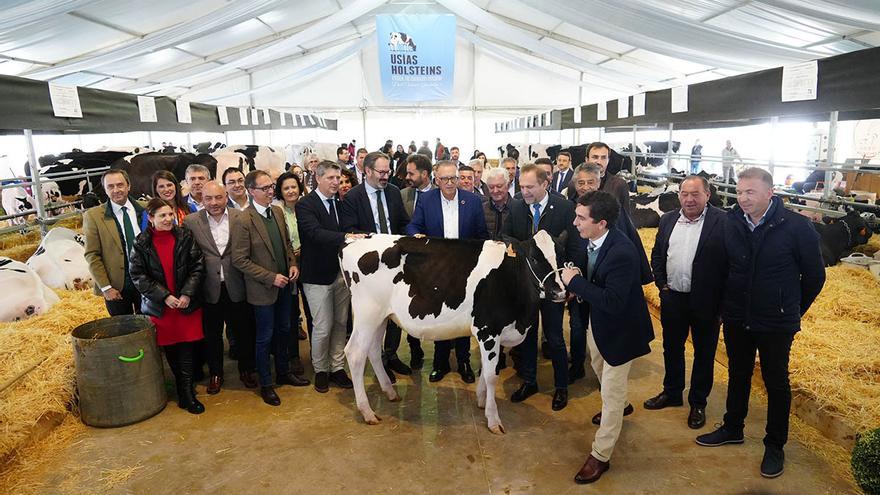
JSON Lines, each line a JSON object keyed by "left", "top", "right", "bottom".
{"left": 406, "top": 160, "right": 489, "bottom": 384}
{"left": 340, "top": 152, "right": 416, "bottom": 382}
{"left": 232, "top": 170, "right": 304, "bottom": 406}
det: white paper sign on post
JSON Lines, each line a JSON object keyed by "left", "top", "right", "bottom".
{"left": 781, "top": 60, "right": 818, "bottom": 102}
{"left": 545, "top": 111, "right": 552, "bottom": 127}
{"left": 671, "top": 85, "right": 688, "bottom": 113}
{"left": 573, "top": 105, "right": 582, "bottom": 124}
{"left": 137, "top": 95, "right": 157, "bottom": 122}
{"left": 262, "top": 109, "right": 271, "bottom": 125}
{"left": 633, "top": 93, "right": 646, "bottom": 117}
{"left": 617, "top": 97, "right": 629, "bottom": 119}
{"left": 239, "top": 107, "right": 249, "bottom": 125}
{"left": 597, "top": 101, "right": 607, "bottom": 121}
{"left": 176, "top": 99, "right": 192, "bottom": 124}
{"left": 250, "top": 108, "right": 259, "bottom": 125}
{"left": 279, "top": 112, "right": 286, "bottom": 126}
{"left": 217, "top": 106, "right": 229, "bottom": 125}
{"left": 48, "top": 83, "right": 83, "bottom": 118}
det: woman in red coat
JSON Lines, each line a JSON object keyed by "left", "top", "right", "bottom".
{"left": 129, "top": 198, "right": 206, "bottom": 414}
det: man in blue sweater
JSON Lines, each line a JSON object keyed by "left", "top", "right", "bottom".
{"left": 696, "top": 167, "right": 825, "bottom": 479}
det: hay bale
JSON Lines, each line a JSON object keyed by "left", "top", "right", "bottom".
{"left": 0, "top": 217, "right": 83, "bottom": 262}
{"left": 0, "top": 290, "right": 106, "bottom": 461}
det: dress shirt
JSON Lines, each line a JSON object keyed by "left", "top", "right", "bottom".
{"left": 253, "top": 201, "right": 271, "bottom": 218}
{"left": 207, "top": 209, "right": 230, "bottom": 281}
{"left": 228, "top": 195, "right": 250, "bottom": 210}
{"left": 666, "top": 207, "right": 706, "bottom": 292}
{"left": 441, "top": 190, "right": 460, "bottom": 239}
{"left": 744, "top": 201, "right": 774, "bottom": 232}
{"left": 363, "top": 181, "right": 390, "bottom": 233}
{"left": 413, "top": 184, "right": 432, "bottom": 211}
{"left": 531, "top": 192, "right": 550, "bottom": 227}
{"left": 111, "top": 199, "right": 141, "bottom": 241}
{"left": 314, "top": 189, "right": 339, "bottom": 223}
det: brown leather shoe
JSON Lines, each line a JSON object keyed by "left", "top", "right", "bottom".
{"left": 207, "top": 376, "right": 223, "bottom": 395}
{"left": 240, "top": 371, "right": 258, "bottom": 389}
{"left": 574, "top": 454, "right": 609, "bottom": 484}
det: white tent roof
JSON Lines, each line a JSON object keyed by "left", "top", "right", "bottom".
{"left": 2, "top": 0, "right": 878, "bottom": 112}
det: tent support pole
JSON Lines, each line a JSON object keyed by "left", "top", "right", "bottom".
{"left": 249, "top": 73, "right": 257, "bottom": 144}
{"left": 824, "top": 111, "right": 838, "bottom": 200}
{"left": 631, "top": 124, "right": 637, "bottom": 171}
{"left": 576, "top": 72, "right": 584, "bottom": 144}
{"left": 769, "top": 116, "right": 778, "bottom": 179}
{"left": 667, "top": 122, "right": 674, "bottom": 170}
{"left": 24, "top": 129, "right": 47, "bottom": 236}
{"left": 147, "top": 131, "right": 154, "bottom": 149}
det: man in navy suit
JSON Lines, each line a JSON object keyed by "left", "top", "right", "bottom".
{"left": 561, "top": 190, "right": 654, "bottom": 484}
{"left": 502, "top": 163, "right": 581, "bottom": 411}
{"left": 406, "top": 160, "right": 489, "bottom": 384}
{"left": 296, "top": 161, "right": 365, "bottom": 394}
{"left": 551, "top": 151, "right": 574, "bottom": 195}
{"left": 340, "top": 151, "right": 418, "bottom": 381}
{"left": 646, "top": 175, "right": 727, "bottom": 430}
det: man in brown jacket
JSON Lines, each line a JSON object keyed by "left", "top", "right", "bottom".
{"left": 232, "top": 170, "right": 307, "bottom": 406}
{"left": 587, "top": 142, "right": 631, "bottom": 213}
{"left": 83, "top": 169, "right": 145, "bottom": 315}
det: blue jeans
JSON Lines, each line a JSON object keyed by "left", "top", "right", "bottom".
{"left": 568, "top": 300, "right": 587, "bottom": 368}
{"left": 253, "top": 286, "right": 292, "bottom": 387}
{"left": 519, "top": 300, "right": 568, "bottom": 389}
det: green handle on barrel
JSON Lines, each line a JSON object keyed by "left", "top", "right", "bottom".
{"left": 117, "top": 349, "right": 144, "bottom": 363}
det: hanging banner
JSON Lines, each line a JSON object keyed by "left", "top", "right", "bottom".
{"left": 376, "top": 14, "right": 455, "bottom": 101}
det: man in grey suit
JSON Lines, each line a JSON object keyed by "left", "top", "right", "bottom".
{"left": 184, "top": 181, "right": 257, "bottom": 394}
{"left": 400, "top": 153, "right": 434, "bottom": 219}
{"left": 232, "top": 170, "right": 308, "bottom": 406}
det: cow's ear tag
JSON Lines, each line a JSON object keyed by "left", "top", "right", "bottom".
{"left": 506, "top": 244, "right": 517, "bottom": 257}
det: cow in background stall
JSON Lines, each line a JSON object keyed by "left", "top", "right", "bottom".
{"left": 813, "top": 210, "right": 874, "bottom": 266}
{"left": 218, "top": 145, "right": 285, "bottom": 179}
{"left": 109, "top": 152, "right": 218, "bottom": 199}
{"left": 341, "top": 231, "right": 567, "bottom": 434}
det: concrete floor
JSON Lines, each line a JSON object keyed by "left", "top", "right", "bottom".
{"left": 37, "top": 317, "right": 855, "bottom": 494}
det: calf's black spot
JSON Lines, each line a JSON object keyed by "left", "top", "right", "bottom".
{"left": 357, "top": 251, "right": 380, "bottom": 275}
{"left": 396, "top": 237, "right": 482, "bottom": 319}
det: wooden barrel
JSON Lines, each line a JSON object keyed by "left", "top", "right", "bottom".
{"left": 72, "top": 315, "right": 166, "bottom": 427}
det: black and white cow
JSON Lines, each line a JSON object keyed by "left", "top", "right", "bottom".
{"left": 0, "top": 257, "right": 59, "bottom": 322}
{"left": 813, "top": 210, "right": 874, "bottom": 266}
{"left": 26, "top": 227, "right": 91, "bottom": 290}
{"left": 340, "top": 231, "right": 567, "bottom": 434}
{"left": 629, "top": 192, "right": 681, "bottom": 228}
{"left": 218, "top": 145, "right": 285, "bottom": 178}
{"left": 388, "top": 32, "right": 416, "bottom": 51}
{"left": 109, "top": 152, "right": 218, "bottom": 198}
{"left": 31, "top": 150, "right": 134, "bottom": 197}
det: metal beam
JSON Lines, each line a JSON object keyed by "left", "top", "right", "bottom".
{"left": 698, "top": 0, "right": 751, "bottom": 23}
{"left": 67, "top": 11, "right": 144, "bottom": 37}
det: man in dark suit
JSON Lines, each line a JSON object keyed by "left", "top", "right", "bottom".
{"left": 184, "top": 181, "right": 261, "bottom": 393}
{"left": 551, "top": 151, "right": 574, "bottom": 195}
{"left": 83, "top": 169, "right": 144, "bottom": 316}
{"left": 406, "top": 160, "right": 489, "bottom": 384}
{"left": 646, "top": 175, "right": 726, "bottom": 429}
{"left": 696, "top": 168, "right": 825, "bottom": 479}
{"left": 566, "top": 164, "right": 653, "bottom": 384}
{"left": 587, "top": 142, "right": 631, "bottom": 212}
{"left": 400, "top": 154, "right": 434, "bottom": 219}
{"left": 231, "top": 170, "right": 305, "bottom": 406}
{"left": 341, "top": 151, "right": 419, "bottom": 380}
{"left": 297, "top": 161, "right": 364, "bottom": 394}
{"left": 502, "top": 163, "right": 581, "bottom": 411}
{"left": 469, "top": 159, "right": 491, "bottom": 196}
{"left": 501, "top": 157, "right": 521, "bottom": 197}
{"left": 561, "top": 190, "right": 654, "bottom": 484}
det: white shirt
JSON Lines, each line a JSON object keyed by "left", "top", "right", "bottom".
{"left": 531, "top": 192, "right": 550, "bottom": 229}
{"left": 440, "top": 190, "right": 459, "bottom": 239}
{"left": 229, "top": 194, "right": 249, "bottom": 210}
{"left": 589, "top": 229, "right": 609, "bottom": 252}
{"left": 363, "top": 181, "right": 391, "bottom": 233}
{"left": 253, "top": 201, "right": 271, "bottom": 219}
{"left": 413, "top": 184, "right": 432, "bottom": 211}
{"left": 104, "top": 200, "right": 141, "bottom": 292}
{"left": 315, "top": 189, "right": 339, "bottom": 223}
{"left": 207, "top": 210, "right": 230, "bottom": 281}
{"left": 666, "top": 208, "right": 707, "bottom": 292}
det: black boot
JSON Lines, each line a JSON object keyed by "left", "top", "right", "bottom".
{"left": 177, "top": 344, "right": 205, "bottom": 415}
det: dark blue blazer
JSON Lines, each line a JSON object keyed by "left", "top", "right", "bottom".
{"left": 651, "top": 205, "right": 727, "bottom": 320}
{"left": 722, "top": 197, "right": 825, "bottom": 333}
{"left": 295, "top": 191, "right": 346, "bottom": 285}
{"left": 340, "top": 183, "right": 409, "bottom": 235}
{"left": 568, "top": 227, "right": 654, "bottom": 366}
{"left": 405, "top": 188, "right": 489, "bottom": 240}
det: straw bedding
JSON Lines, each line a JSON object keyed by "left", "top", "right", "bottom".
{"left": 0, "top": 217, "right": 82, "bottom": 262}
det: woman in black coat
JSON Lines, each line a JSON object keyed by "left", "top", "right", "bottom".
{"left": 129, "top": 198, "right": 206, "bottom": 414}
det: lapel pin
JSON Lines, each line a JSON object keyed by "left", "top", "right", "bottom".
{"left": 460, "top": 200, "right": 465, "bottom": 205}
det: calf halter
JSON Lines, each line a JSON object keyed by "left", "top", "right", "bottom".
{"left": 524, "top": 257, "right": 580, "bottom": 300}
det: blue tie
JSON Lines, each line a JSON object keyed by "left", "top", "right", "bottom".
{"left": 532, "top": 203, "right": 542, "bottom": 234}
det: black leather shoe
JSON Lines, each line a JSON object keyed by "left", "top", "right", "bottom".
{"left": 458, "top": 362, "right": 475, "bottom": 383}
{"left": 290, "top": 357, "right": 305, "bottom": 376}
{"left": 695, "top": 425, "right": 744, "bottom": 447}
{"left": 261, "top": 386, "right": 281, "bottom": 406}
{"left": 761, "top": 446, "right": 785, "bottom": 478}
{"left": 314, "top": 372, "right": 329, "bottom": 393}
{"left": 330, "top": 370, "right": 353, "bottom": 389}
{"left": 592, "top": 404, "right": 634, "bottom": 425}
{"left": 383, "top": 363, "right": 398, "bottom": 384}
{"left": 410, "top": 351, "right": 424, "bottom": 371}
{"left": 643, "top": 392, "right": 684, "bottom": 410}
{"left": 511, "top": 382, "right": 539, "bottom": 403}
{"left": 688, "top": 406, "right": 706, "bottom": 429}
{"left": 552, "top": 388, "right": 568, "bottom": 411}
{"left": 568, "top": 365, "right": 586, "bottom": 383}
{"left": 277, "top": 372, "right": 310, "bottom": 387}
{"left": 429, "top": 368, "right": 450, "bottom": 383}
{"left": 388, "top": 358, "right": 412, "bottom": 376}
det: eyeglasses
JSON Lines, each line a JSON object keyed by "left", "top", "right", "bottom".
{"left": 251, "top": 184, "right": 276, "bottom": 193}
{"left": 225, "top": 179, "right": 245, "bottom": 186}
{"left": 437, "top": 176, "right": 458, "bottom": 183}
{"left": 371, "top": 169, "right": 391, "bottom": 176}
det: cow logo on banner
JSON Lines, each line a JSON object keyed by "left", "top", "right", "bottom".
{"left": 376, "top": 14, "right": 455, "bottom": 101}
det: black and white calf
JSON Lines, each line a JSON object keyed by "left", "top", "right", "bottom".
{"left": 340, "top": 231, "right": 567, "bottom": 434}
